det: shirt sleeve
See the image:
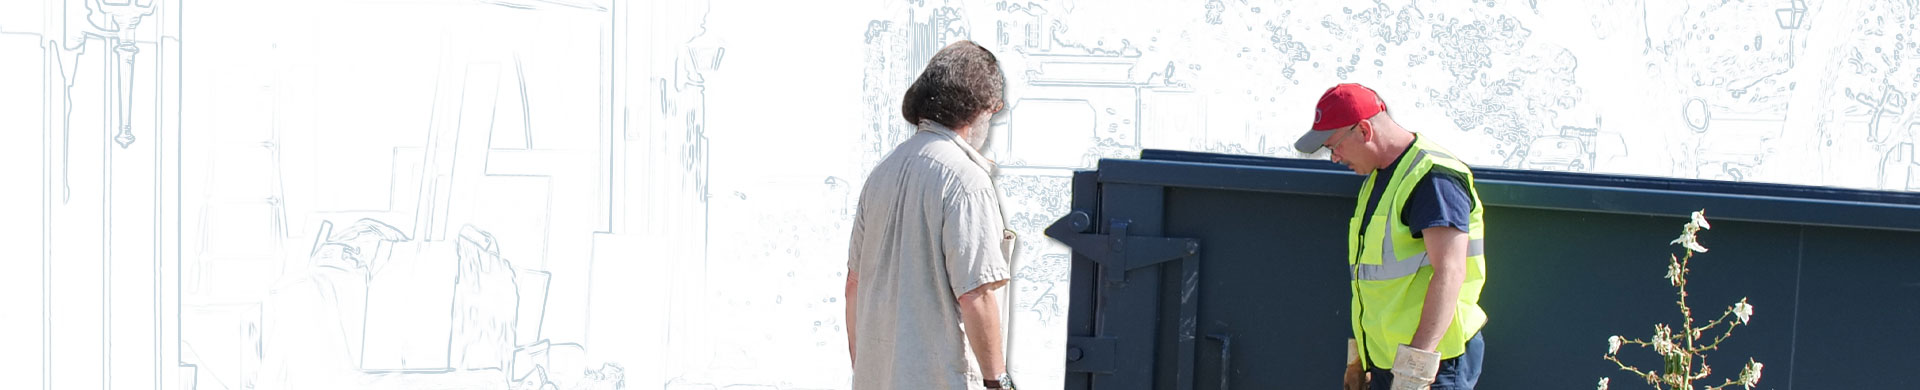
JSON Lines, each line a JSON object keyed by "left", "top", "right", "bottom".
{"left": 1403, "top": 171, "right": 1475, "bottom": 238}
{"left": 848, "top": 208, "right": 864, "bottom": 270}
{"left": 942, "top": 187, "right": 1013, "bottom": 298}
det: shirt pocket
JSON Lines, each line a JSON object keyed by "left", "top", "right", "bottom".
{"left": 1346, "top": 216, "right": 1361, "bottom": 265}
{"left": 1355, "top": 215, "right": 1388, "bottom": 265}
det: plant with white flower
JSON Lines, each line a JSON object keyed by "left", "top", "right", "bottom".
{"left": 1600, "top": 210, "right": 1763, "bottom": 390}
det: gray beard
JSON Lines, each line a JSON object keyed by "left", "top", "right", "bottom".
{"left": 966, "top": 126, "right": 991, "bottom": 152}
{"left": 966, "top": 112, "right": 995, "bottom": 152}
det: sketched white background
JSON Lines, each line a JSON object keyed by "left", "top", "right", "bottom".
{"left": 2, "top": 0, "right": 1915, "bottom": 389}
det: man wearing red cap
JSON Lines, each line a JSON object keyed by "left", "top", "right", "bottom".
{"left": 1295, "top": 84, "right": 1487, "bottom": 390}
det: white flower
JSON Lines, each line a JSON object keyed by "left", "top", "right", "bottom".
{"left": 1666, "top": 256, "right": 1682, "bottom": 286}
{"left": 1597, "top": 377, "right": 1610, "bottom": 390}
{"left": 1608, "top": 335, "right": 1623, "bottom": 355}
{"left": 1671, "top": 232, "right": 1708, "bottom": 253}
{"left": 1672, "top": 210, "right": 1710, "bottom": 253}
{"left": 1684, "top": 240, "right": 1709, "bottom": 253}
{"left": 1733, "top": 298, "right": 1754, "bottom": 325}
{"left": 1740, "top": 359, "right": 1764, "bottom": 387}
{"left": 1652, "top": 325, "right": 1675, "bottom": 355}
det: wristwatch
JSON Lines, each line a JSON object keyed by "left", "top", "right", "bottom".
{"left": 984, "top": 373, "right": 1016, "bottom": 390}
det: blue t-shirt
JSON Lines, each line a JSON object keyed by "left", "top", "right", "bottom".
{"left": 1358, "top": 137, "right": 1474, "bottom": 238}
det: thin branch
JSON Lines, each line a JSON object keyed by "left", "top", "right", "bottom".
{"left": 1620, "top": 337, "right": 1656, "bottom": 347}
{"left": 1688, "top": 363, "right": 1712, "bottom": 381}
{"left": 1604, "top": 354, "right": 1654, "bottom": 381}
{"left": 1701, "top": 377, "right": 1743, "bottom": 390}
{"left": 1694, "top": 308, "right": 1735, "bottom": 336}
{"left": 1697, "top": 323, "right": 1743, "bottom": 352}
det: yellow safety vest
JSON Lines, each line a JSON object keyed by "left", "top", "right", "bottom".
{"left": 1348, "top": 136, "right": 1488, "bottom": 369}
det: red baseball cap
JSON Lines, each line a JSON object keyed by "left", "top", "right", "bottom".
{"left": 1294, "top": 83, "right": 1386, "bottom": 153}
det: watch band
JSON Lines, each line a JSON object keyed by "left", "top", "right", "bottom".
{"left": 984, "top": 373, "right": 1013, "bottom": 389}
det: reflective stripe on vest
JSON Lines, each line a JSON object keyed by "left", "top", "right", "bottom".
{"left": 1351, "top": 148, "right": 1483, "bottom": 280}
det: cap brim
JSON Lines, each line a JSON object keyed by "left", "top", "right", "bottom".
{"left": 1294, "top": 129, "right": 1334, "bottom": 154}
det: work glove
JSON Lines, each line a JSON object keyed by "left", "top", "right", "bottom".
{"left": 1343, "top": 339, "right": 1369, "bottom": 390}
{"left": 1389, "top": 344, "right": 1441, "bottom": 390}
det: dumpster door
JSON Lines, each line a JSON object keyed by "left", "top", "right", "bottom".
{"left": 1051, "top": 174, "right": 1209, "bottom": 390}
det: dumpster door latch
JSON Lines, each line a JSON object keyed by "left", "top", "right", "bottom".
{"left": 1045, "top": 210, "right": 1200, "bottom": 286}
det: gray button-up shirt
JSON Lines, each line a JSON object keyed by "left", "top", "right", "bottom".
{"left": 849, "top": 121, "right": 1014, "bottom": 390}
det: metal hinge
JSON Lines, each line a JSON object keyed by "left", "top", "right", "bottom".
{"left": 1045, "top": 210, "right": 1200, "bottom": 287}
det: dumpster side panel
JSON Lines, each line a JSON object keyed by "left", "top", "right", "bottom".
{"left": 1479, "top": 207, "right": 1801, "bottom": 389}
{"left": 1162, "top": 187, "right": 1353, "bottom": 389}
{"left": 1790, "top": 225, "right": 1920, "bottom": 387}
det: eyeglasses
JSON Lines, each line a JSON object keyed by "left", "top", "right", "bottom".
{"left": 1322, "top": 124, "right": 1360, "bottom": 150}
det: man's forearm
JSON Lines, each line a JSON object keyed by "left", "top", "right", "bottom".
{"left": 957, "top": 281, "right": 1008, "bottom": 378}
{"left": 1411, "top": 262, "right": 1461, "bottom": 350}
{"left": 846, "top": 271, "right": 859, "bottom": 366}
{"left": 1410, "top": 228, "right": 1467, "bottom": 351}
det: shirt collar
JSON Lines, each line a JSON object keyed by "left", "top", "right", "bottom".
{"left": 918, "top": 119, "right": 998, "bottom": 176}
{"left": 1375, "top": 133, "right": 1419, "bottom": 176}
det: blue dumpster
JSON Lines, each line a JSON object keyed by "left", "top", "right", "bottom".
{"left": 1046, "top": 149, "right": 1920, "bottom": 389}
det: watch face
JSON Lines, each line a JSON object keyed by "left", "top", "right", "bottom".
{"left": 984, "top": 374, "right": 1014, "bottom": 389}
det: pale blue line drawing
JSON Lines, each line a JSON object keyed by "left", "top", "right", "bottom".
{"left": 20, "top": 0, "right": 181, "bottom": 389}
{"left": 1778, "top": 0, "right": 1809, "bottom": 30}
{"left": 11, "top": 1, "right": 1920, "bottom": 390}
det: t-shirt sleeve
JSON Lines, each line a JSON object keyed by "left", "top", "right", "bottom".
{"left": 848, "top": 208, "right": 864, "bottom": 270}
{"left": 1403, "top": 171, "right": 1475, "bottom": 238}
{"left": 942, "top": 187, "right": 1013, "bottom": 297}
